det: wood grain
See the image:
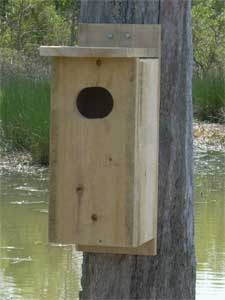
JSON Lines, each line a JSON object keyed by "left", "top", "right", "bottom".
{"left": 43, "top": 24, "right": 161, "bottom": 257}
{"left": 77, "top": 239, "right": 156, "bottom": 256}
{"left": 78, "top": 23, "right": 161, "bottom": 49}
{"left": 50, "top": 57, "right": 133, "bottom": 246}
{"left": 39, "top": 46, "right": 160, "bottom": 58}
{"left": 133, "top": 59, "right": 160, "bottom": 247}
{"left": 48, "top": 57, "right": 160, "bottom": 255}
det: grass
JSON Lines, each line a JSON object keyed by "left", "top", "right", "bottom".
{"left": 0, "top": 73, "right": 50, "bottom": 165}
{"left": 193, "top": 71, "right": 225, "bottom": 123}
{"left": 0, "top": 61, "right": 224, "bottom": 166}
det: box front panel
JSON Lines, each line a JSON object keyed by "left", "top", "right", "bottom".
{"left": 50, "top": 57, "right": 137, "bottom": 247}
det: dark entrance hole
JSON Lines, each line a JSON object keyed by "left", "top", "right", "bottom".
{"left": 76, "top": 87, "right": 113, "bottom": 119}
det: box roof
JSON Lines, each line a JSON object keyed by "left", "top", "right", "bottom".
{"left": 39, "top": 46, "right": 160, "bottom": 58}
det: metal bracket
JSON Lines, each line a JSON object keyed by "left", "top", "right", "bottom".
{"left": 78, "top": 23, "right": 161, "bottom": 49}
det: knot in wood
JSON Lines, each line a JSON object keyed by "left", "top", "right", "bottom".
{"left": 96, "top": 59, "right": 102, "bottom": 66}
{"left": 76, "top": 185, "right": 84, "bottom": 197}
{"left": 91, "top": 214, "right": 98, "bottom": 222}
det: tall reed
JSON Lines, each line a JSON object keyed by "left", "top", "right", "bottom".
{"left": 0, "top": 67, "right": 50, "bottom": 164}
{"left": 193, "top": 71, "right": 225, "bottom": 123}
{"left": 1, "top": 57, "right": 224, "bottom": 165}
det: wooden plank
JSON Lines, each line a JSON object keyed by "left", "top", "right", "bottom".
{"left": 49, "top": 57, "right": 138, "bottom": 247}
{"left": 77, "top": 239, "right": 156, "bottom": 256}
{"left": 39, "top": 46, "right": 160, "bottom": 58}
{"left": 78, "top": 23, "right": 161, "bottom": 49}
{"left": 49, "top": 58, "right": 78, "bottom": 243}
{"left": 48, "top": 58, "right": 58, "bottom": 242}
{"left": 49, "top": 57, "right": 160, "bottom": 254}
{"left": 133, "top": 59, "right": 160, "bottom": 248}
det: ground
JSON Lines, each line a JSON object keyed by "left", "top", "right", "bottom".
{"left": 1, "top": 122, "right": 225, "bottom": 172}
{"left": 194, "top": 122, "right": 225, "bottom": 152}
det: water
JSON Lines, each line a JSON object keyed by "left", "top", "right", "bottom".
{"left": 195, "top": 151, "right": 225, "bottom": 300}
{"left": 0, "top": 167, "right": 82, "bottom": 300}
{"left": 0, "top": 151, "right": 224, "bottom": 299}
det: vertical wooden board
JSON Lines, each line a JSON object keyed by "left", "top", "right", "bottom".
{"left": 49, "top": 58, "right": 60, "bottom": 243}
{"left": 133, "top": 59, "right": 160, "bottom": 248}
{"left": 139, "top": 59, "right": 159, "bottom": 248}
{"left": 49, "top": 58, "right": 78, "bottom": 243}
{"left": 49, "top": 57, "right": 137, "bottom": 247}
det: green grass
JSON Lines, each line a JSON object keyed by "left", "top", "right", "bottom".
{"left": 193, "top": 71, "right": 225, "bottom": 123}
{"left": 0, "top": 73, "right": 50, "bottom": 164}
{"left": 0, "top": 66, "right": 224, "bottom": 166}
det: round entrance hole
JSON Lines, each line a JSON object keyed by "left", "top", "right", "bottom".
{"left": 76, "top": 87, "right": 113, "bottom": 119}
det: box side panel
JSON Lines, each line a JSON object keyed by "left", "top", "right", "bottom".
{"left": 133, "top": 59, "right": 160, "bottom": 249}
{"left": 49, "top": 57, "right": 136, "bottom": 247}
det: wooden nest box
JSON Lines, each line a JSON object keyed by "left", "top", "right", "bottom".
{"left": 40, "top": 23, "right": 161, "bottom": 256}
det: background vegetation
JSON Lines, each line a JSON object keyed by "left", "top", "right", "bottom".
{"left": 192, "top": 0, "right": 225, "bottom": 124}
{"left": 0, "top": 0, "right": 224, "bottom": 163}
{"left": 0, "top": 0, "right": 80, "bottom": 163}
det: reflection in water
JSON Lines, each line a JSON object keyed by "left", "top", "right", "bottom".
{"left": 0, "top": 151, "right": 225, "bottom": 299}
{"left": 195, "top": 151, "right": 225, "bottom": 300}
{"left": 0, "top": 169, "right": 82, "bottom": 300}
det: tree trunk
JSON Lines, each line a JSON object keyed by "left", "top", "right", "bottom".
{"left": 79, "top": 1, "right": 196, "bottom": 299}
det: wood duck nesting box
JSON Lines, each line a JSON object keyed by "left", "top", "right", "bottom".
{"left": 40, "top": 24, "right": 161, "bottom": 256}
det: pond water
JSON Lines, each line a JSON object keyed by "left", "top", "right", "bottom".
{"left": 0, "top": 167, "right": 82, "bottom": 300}
{"left": 0, "top": 151, "right": 224, "bottom": 299}
{"left": 195, "top": 151, "right": 225, "bottom": 300}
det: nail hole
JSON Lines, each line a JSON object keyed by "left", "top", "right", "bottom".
{"left": 91, "top": 214, "right": 98, "bottom": 222}
{"left": 76, "top": 185, "right": 83, "bottom": 192}
{"left": 96, "top": 59, "right": 102, "bottom": 66}
{"left": 76, "top": 185, "right": 84, "bottom": 196}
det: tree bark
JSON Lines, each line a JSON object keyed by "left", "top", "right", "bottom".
{"left": 80, "top": 1, "right": 196, "bottom": 299}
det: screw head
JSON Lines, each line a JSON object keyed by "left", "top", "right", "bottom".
{"left": 125, "top": 32, "right": 131, "bottom": 39}
{"left": 106, "top": 32, "right": 113, "bottom": 40}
